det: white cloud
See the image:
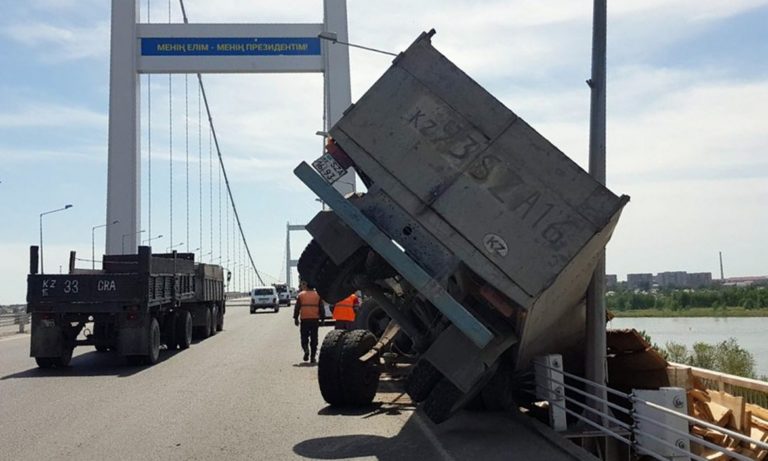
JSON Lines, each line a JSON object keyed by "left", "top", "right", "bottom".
{"left": 0, "top": 102, "right": 106, "bottom": 128}
{"left": 1, "top": 21, "right": 110, "bottom": 62}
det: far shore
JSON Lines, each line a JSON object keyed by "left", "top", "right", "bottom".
{"left": 610, "top": 307, "right": 768, "bottom": 318}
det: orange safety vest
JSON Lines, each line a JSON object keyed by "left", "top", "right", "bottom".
{"left": 297, "top": 290, "right": 321, "bottom": 320}
{"left": 333, "top": 294, "right": 357, "bottom": 322}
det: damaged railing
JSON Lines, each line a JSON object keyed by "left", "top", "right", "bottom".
{"left": 671, "top": 362, "right": 768, "bottom": 408}
{"left": 529, "top": 355, "right": 768, "bottom": 461}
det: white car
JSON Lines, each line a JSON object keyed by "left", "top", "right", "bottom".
{"left": 250, "top": 286, "right": 279, "bottom": 313}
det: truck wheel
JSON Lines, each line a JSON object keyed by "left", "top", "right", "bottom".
{"left": 298, "top": 240, "right": 367, "bottom": 304}
{"left": 339, "top": 329, "right": 381, "bottom": 405}
{"left": 35, "top": 357, "right": 55, "bottom": 368}
{"left": 354, "top": 299, "right": 389, "bottom": 337}
{"left": 421, "top": 378, "right": 466, "bottom": 424}
{"left": 145, "top": 318, "right": 161, "bottom": 365}
{"left": 273, "top": 306, "right": 279, "bottom": 313}
{"left": 163, "top": 312, "right": 178, "bottom": 350}
{"left": 196, "top": 308, "right": 212, "bottom": 340}
{"left": 94, "top": 322, "right": 110, "bottom": 352}
{"left": 405, "top": 359, "right": 443, "bottom": 403}
{"left": 297, "top": 240, "right": 327, "bottom": 290}
{"left": 216, "top": 306, "right": 224, "bottom": 331}
{"left": 318, "top": 329, "right": 349, "bottom": 406}
{"left": 314, "top": 248, "right": 368, "bottom": 304}
{"left": 209, "top": 306, "right": 218, "bottom": 336}
{"left": 175, "top": 311, "right": 192, "bottom": 350}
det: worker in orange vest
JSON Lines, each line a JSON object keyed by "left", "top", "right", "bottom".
{"left": 293, "top": 280, "right": 324, "bottom": 363}
{"left": 332, "top": 292, "right": 359, "bottom": 330}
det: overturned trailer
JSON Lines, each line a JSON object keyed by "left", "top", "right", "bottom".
{"left": 296, "top": 31, "right": 629, "bottom": 423}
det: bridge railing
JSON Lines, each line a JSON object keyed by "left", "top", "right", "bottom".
{"left": 670, "top": 362, "right": 768, "bottom": 408}
{"left": 530, "top": 355, "right": 768, "bottom": 461}
{"left": 0, "top": 312, "right": 30, "bottom": 333}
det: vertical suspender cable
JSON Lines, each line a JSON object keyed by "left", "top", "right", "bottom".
{"left": 208, "top": 115, "right": 213, "bottom": 263}
{"left": 168, "top": 0, "right": 173, "bottom": 248}
{"left": 178, "top": 0, "right": 264, "bottom": 285}
{"left": 185, "top": 73, "right": 189, "bottom": 252}
{"left": 197, "top": 82, "right": 204, "bottom": 255}
{"left": 146, "top": 0, "right": 152, "bottom": 244}
{"left": 218, "top": 148, "right": 222, "bottom": 263}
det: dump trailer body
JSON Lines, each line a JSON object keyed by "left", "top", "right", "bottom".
{"left": 26, "top": 246, "right": 225, "bottom": 367}
{"left": 325, "top": 32, "right": 627, "bottom": 368}
{"left": 298, "top": 32, "right": 628, "bottom": 422}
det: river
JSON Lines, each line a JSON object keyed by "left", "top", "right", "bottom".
{"left": 608, "top": 317, "right": 768, "bottom": 377}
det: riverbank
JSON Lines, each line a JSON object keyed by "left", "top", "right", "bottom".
{"left": 611, "top": 307, "right": 768, "bottom": 317}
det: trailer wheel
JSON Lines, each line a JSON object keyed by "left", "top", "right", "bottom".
{"left": 175, "top": 311, "right": 192, "bottom": 350}
{"left": 163, "top": 312, "right": 178, "bottom": 350}
{"left": 209, "top": 306, "right": 218, "bottom": 336}
{"left": 318, "top": 329, "right": 349, "bottom": 406}
{"left": 405, "top": 359, "right": 443, "bottom": 403}
{"left": 94, "top": 322, "right": 110, "bottom": 352}
{"left": 216, "top": 305, "right": 224, "bottom": 331}
{"left": 145, "top": 318, "right": 161, "bottom": 365}
{"left": 339, "top": 329, "right": 381, "bottom": 405}
{"left": 314, "top": 249, "right": 368, "bottom": 304}
{"left": 298, "top": 240, "right": 367, "bottom": 304}
{"left": 195, "top": 308, "right": 212, "bottom": 340}
{"left": 35, "top": 357, "right": 55, "bottom": 368}
{"left": 421, "top": 379, "right": 466, "bottom": 424}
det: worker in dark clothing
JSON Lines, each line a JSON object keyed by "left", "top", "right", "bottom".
{"left": 293, "top": 280, "right": 324, "bottom": 363}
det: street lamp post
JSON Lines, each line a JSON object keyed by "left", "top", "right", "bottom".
{"left": 166, "top": 242, "right": 184, "bottom": 252}
{"left": 141, "top": 234, "right": 164, "bottom": 248}
{"left": 92, "top": 220, "right": 119, "bottom": 270}
{"left": 40, "top": 204, "right": 73, "bottom": 274}
{"left": 122, "top": 230, "right": 146, "bottom": 254}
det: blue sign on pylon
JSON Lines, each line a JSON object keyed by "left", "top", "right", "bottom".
{"left": 141, "top": 37, "right": 321, "bottom": 56}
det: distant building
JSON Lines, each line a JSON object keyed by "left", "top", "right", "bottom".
{"left": 687, "top": 272, "right": 713, "bottom": 288}
{"left": 605, "top": 274, "right": 618, "bottom": 290}
{"left": 721, "top": 276, "right": 768, "bottom": 287}
{"left": 627, "top": 273, "right": 653, "bottom": 291}
{"left": 656, "top": 271, "right": 689, "bottom": 288}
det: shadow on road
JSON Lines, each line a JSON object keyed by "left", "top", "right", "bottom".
{"left": 1, "top": 348, "right": 183, "bottom": 380}
{"left": 293, "top": 415, "right": 443, "bottom": 461}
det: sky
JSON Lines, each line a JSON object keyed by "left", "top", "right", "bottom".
{"left": 0, "top": 0, "right": 766, "bottom": 304}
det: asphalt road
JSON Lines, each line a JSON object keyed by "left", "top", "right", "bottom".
{"left": 0, "top": 299, "right": 595, "bottom": 461}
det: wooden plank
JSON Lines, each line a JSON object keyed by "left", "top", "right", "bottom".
{"left": 747, "top": 404, "right": 768, "bottom": 423}
{"left": 705, "top": 401, "right": 733, "bottom": 427}
{"left": 710, "top": 390, "right": 746, "bottom": 432}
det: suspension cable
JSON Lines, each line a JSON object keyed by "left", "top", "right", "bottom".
{"left": 198, "top": 80, "right": 203, "bottom": 258}
{"left": 178, "top": 0, "right": 265, "bottom": 286}
{"left": 146, "top": 0, "right": 152, "bottom": 243}
{"left": 185, "top": 73, "right": 189, "bottom": 252}
{"left": 208, "top": 106, "right": 213, "bottom": 263}
{"left": 168, "top": 0, "right": 173, "bottom": 247}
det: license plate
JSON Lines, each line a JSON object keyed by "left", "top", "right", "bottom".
{"left": 312, "top": 153, "right": 346, "bottom": 185}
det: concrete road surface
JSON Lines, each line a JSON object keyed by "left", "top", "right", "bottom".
{"left": 0, "top": 299, "right": 596, "bottom": 460}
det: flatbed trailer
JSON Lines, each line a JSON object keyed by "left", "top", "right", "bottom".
{"left": 26, "top": 246, "right": 226, "bottom": 367}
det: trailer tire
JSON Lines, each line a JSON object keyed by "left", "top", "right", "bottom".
{"left": 210, "top": 306, "right": 218, "bottom": 336}
{"left": 339, "top": 329, "right": 381, "bottom": 406}
{"left": 216, "top": 307, "right": 224, "bottom": 331}
{"left": 405, "top": 359, "right": 443, "bottom": 403}
{"left": 422, "top": 378, "right": 465, "bottom": 424}
{"left": 314, "top": 248, "right": 368, "bottom": 304}
{"left": 35, "top": 357, "right": 55, "bottom": 368}
{"left": 196, "top": 308, "right": 212, "bottom": 340}
{"left": 145, "top": 318, "right": 161, "bottom": 365}
{"left": 318, "top": 329, "right": 349, "bottom": 406}
{"left": 297, "top": 240, "right": 326, "bottom": 290}
{"left": 354, "top": 299, "right": 390, "bottom": 338}
{"left": 163, "top": 312, "right": 178, "bottom": 350}
{"left": 175, "top": 311, "right": 192, "bottom": 350}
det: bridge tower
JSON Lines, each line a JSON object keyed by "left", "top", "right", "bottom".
{"left": 106, "top": 0, "right": 353, "bottom": 254}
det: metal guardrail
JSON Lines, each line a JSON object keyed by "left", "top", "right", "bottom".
{"left": 0, "top": 312, "right": 30, "bottom": 333}
{"left": 531, "top": 355, "right": 768, "bottom": 461}
{"left": 671, "top": 362, "right": 768, "bottom": 408}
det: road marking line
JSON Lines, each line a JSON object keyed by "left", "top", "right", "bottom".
{"left": 0, "top": 334, "right": 29, "bottom": 343}
{"left": 413, "top": 411, "right": 457, "bottom": 461}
